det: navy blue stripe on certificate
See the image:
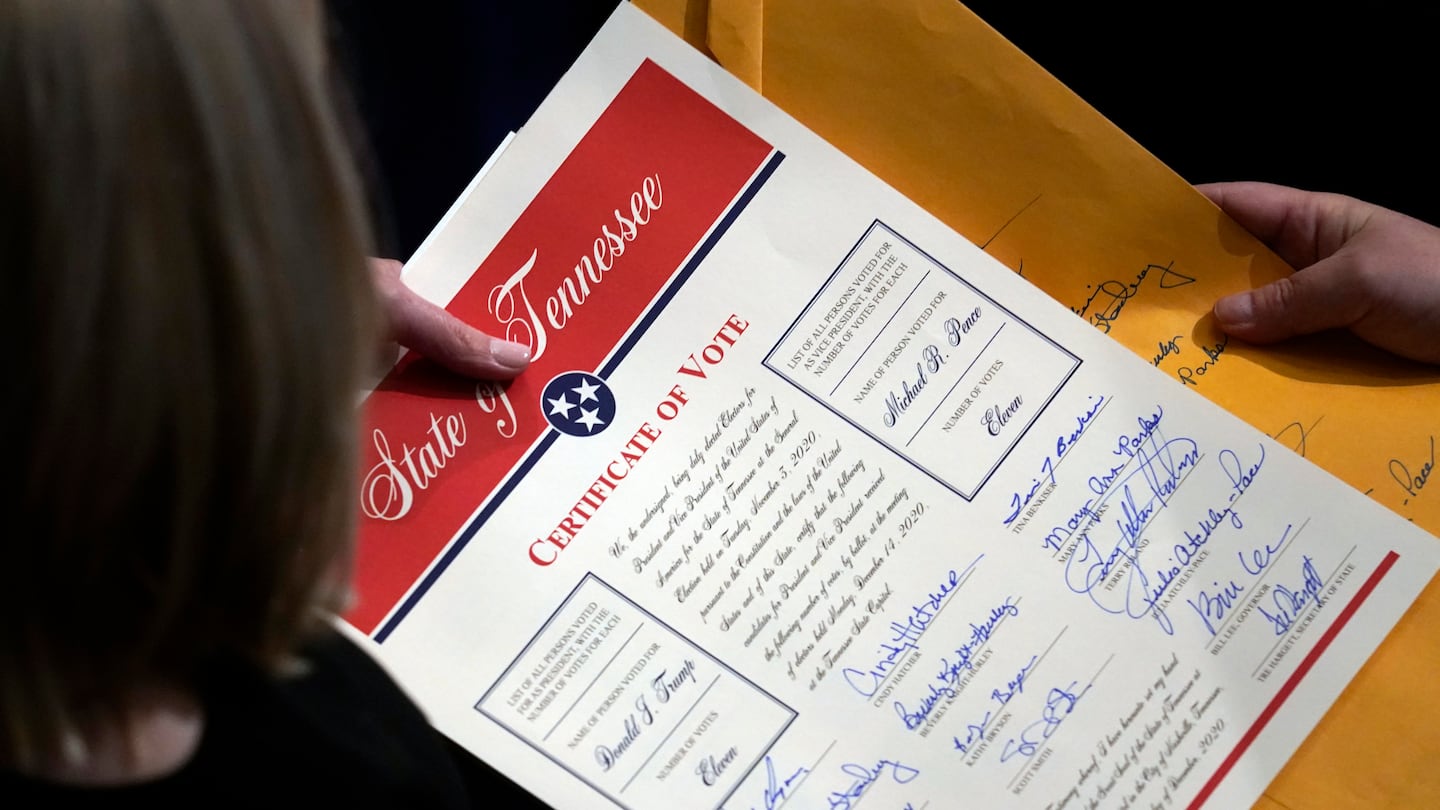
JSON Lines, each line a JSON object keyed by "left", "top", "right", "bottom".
{"left": 373, "top": 149, "right": 786, "bottom": 643}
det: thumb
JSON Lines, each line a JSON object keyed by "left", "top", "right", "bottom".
{"left": 1212, "top": 252, "right": 1370, "bottom": 344}
{"left": 387, "top": 283, "right": 532, "bottom": 379}
{"left": 371, "top": 258, "right": 531, "bottom": 379}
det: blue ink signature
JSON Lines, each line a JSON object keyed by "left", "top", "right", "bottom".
{"left": 1185, "top": 579, "right": 1245, "bottom": 636}
{"left": 990, "top": 655, "right": 1038, "bottom": 705}
{"left": 1111, "top": 405, "right": 1165, "bottom": 461}
{"left": 1217, "top": 444, "right": 1265, "bottom": 525}
{"left": 1104, "top": 435, "right": 1201, "bottom": 540}
{"left": 1239, "top": 523, "right": 1290, "bottom": 577}
{"left": 1058, "top": 435, "right": 1266, "bottom": 636}
{"left": 893, "top": 598, "right": 1018, "bottom": 729}
{"left": 843, "top": 556, "right": 981, "bottom": 698}
{"left": 950, "top": 655, "right": 1038, "bottom": 754}
{"left": 1151, "top": 445, "right": 1266, "bottom": 611}
{"left": 1004, "top": 395, "right": 1105, "bottom": 525}
{"left": 753, "top": 755, "right": 809, "bottom": 810}
{"left": 1042, "top": 497, "right": 1104, "bottom": 554}
{"left": 1000, "top": 681, "right": 1092, "bottom": 762}
{"left": 1258, "top": 555, "right": 1326, "bottom": 635}
{"left": 1058, "top": 429, "right": 1201, "bottom": 631}
{"left": 1040, "top": 406, "right": 1166, "bottom": 552}
{"left": 1188, "top": 523, "right": 1294, "bottom": 636}
{"left": 952, "top": 713, "right": 991, "bottom": 755}
{"left": 825, "top": 759, "right": 920, "bottom": 810}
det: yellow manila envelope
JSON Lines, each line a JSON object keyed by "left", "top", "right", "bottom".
{"left": 632, "top": 0, "right": 1440, "bottom": 806}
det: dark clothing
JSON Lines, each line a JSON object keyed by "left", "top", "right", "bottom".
{"left": 1, "top": 632, "right": 540, "bottom": 807}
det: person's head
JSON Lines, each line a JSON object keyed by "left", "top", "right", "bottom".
{"left": 0, "top": 0, "right": 377, "bottom": 766}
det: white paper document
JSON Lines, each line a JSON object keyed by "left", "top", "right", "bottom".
{"left": 346, "top": 5, "right": 1440, "bottom": 808}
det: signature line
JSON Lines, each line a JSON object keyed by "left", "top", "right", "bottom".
{"left": 906, "top": 323, "right": 1007, "bottom": 447}
{"left": 869, "top": 555, "right": 985, "bottom": 701}
{"left": 1201, "top": 518, "right": 1311, "bottom": 650}
{"left": 619, "top": 673, "right": 721, "bottom": 794}
{"left": 1048, "top": 427, "right": 1195, "bottom": 560}
{"left": 542, "top": 621, "right": 646, "bottom": 743}
{"left": 1249, "top": 545, "right": 1356, "bottom": 679}
{"left": 1004, "top": 654, "right": 1112, "bottom": 791}
{"left": 827, "top": 270, "right": 934, "bottom": 396}
{"left": 769, "top": 739, "right": 839, "bottom": 810}
{"left": 972, "top": 626, "right": 1068, "bottom": 740}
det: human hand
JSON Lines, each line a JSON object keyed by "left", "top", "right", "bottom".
{"left": 370, "top": 258, "right": 531, "bottom": 378}
{"left": 1201, "top": 181, "right": 1440, "bottom": 364}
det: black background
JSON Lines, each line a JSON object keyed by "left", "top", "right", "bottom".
{"left": 330, "top": 2, "right": 1438, "bottom": 261}
{"left": 969, "top": 4, "right": 1438, "bottom": 226}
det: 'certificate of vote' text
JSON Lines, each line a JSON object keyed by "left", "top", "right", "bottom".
{"left": 346, "top": 7, "right": 1440, "bottom": 809}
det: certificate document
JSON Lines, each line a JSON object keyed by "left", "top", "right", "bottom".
{"left": 345, "top": 5, "right": 1440, "bottom": 808}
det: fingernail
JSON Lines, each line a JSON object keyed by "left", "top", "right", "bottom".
{"left": 490, "top": 339, "right": 532, "bottom": 371}
{"left": 1214, "top": 291, "right": 1255, "bottom": 328}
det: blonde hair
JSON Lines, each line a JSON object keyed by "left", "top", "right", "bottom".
{"left": 0, "top": 0, "right": 378, "bottom": 766}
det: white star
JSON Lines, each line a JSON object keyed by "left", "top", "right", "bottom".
{"left": 547, "top": 394, "right": 575, "bottom": 418}
{"left": 575, "top": 408, "right": 605, "bottom": 433}
{"left": 572, "top": 377, "right": 601, "bottom": 404}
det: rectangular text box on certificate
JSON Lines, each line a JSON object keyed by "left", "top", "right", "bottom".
{"left": 765, "top": 221, "right": 1080, "bottom": 499}
{"left": 476, "top": 574, "right": 796, "bottom": 809}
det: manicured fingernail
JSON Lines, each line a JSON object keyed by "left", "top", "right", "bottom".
{"left": 490, "top": 339, "right": 532, "bottom": 370}
{"left": 1214, "top": 291, "right": 1255, "bottom": 327}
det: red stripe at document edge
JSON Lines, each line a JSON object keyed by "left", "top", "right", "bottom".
{"left": 1186, "top": 550, "right": 1400, "bottom": 809}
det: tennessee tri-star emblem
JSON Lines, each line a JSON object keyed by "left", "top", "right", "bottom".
{"left": 541, "top": 371, "right": 617, "bottom": 437}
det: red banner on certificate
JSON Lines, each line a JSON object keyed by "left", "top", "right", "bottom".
{"left": 347, "top": 60, "right": 775, "bottom": 635}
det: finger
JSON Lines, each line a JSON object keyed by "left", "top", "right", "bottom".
{"left": 371, "top": 258, "right": 530, "bottom": 379}
{"left": 388, "top": 285, "right": 531, "bottom": 379}
{"left": 1197, "top": 181, "right": 1371, "bottom": 269}
{"left": 1212, "top": 251, "right": 1371, "bottom": 344}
